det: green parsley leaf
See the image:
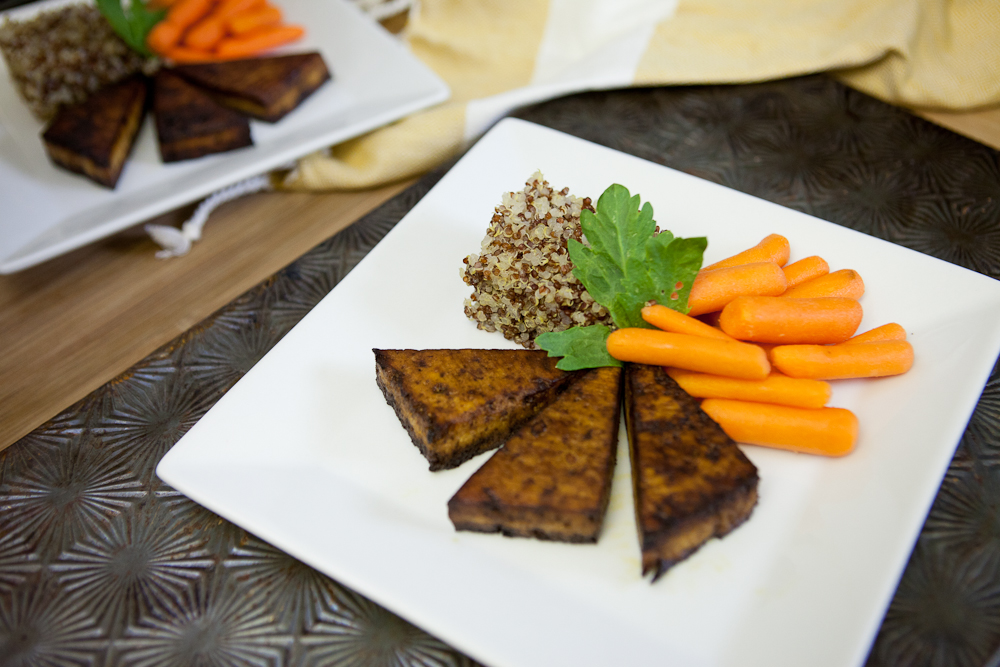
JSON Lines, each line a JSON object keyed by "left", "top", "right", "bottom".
{"left": 97, "top": 0, "right": 165, "bottom": 57}
{"left": 532, "top": 183, "right": 706, "bottom": 372}
{"left": 536, "top": 325, "right": 621, "bottom": 371}
{"left": 569, "top": 183, "right": 706, "bottom": 328}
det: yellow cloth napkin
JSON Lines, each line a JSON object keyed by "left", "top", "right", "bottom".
{"left": 284, "top": 0, "right": 999, "bottom": 191}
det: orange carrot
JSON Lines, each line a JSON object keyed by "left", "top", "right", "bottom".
{"left": 215, "top": 23, "right": 304, "bottom": 58}
{"left": 181, "top": 0, "right": 267, "bottom": 50}
{"left": 160, "top": 45, "right": 217, "bottom": 62}
{"left": 687, "top": 262, "right": 788, "bottom": 317}
{"left": 147, "top": 19, "right": 184, "bottom": 54}
{"left": 228, "top": 4, "right": 282, "bottom": 35}
{"left": 165, "top": 0, "right": 215, "bottom": 30}
{"left": 704, "top": 234, "right": 790, "bottom": 270}
{"left": 843, "top": 322, "right": 906, "bottom": 345}
{"left": 782, "top": 256, "right": 829, "bottom": 288}
{"left": 719, "top": 296, "right": 863, "bottom": 344}
{"left": 184, "top": 15, "right": 227, "bottom": 50}
{"left": 771, "top": 340, "right": 914, "bottom": 379}
{"left": 781, "top": 269, "right": 865, "bottom": 299}
{"left": 215, "top": 0, "right": 265, "bottom": 18}
{"left": 606, "top": 328, "right": 770, "bottom": 380}
{"left": 667, "top": 368, "right": 832, "bottom": 409}
{"left": 641, "top": 304, "right": 737, "bottom": 342}
{"left": 701, "top": 399, "right": 858, "bottom": 457}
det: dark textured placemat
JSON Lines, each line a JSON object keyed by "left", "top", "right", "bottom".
{"left": 2, "top": 75, "right": 998, "bottom": 666}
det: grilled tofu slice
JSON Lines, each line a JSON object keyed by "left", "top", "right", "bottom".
{"left": 170, "top": 52, "right": 331, "bottom": 122}
{"left": 374, "top": 349, "right": 575, "bottom": 471}
{"left": 153, "top": 69, "right": 252, "bottom": 162}
{"left": 42, "top": 75, "right": 147, "bottom": 188}
{"left": 624, "top": 363, "right": 758, "bottom": 580}
{"left": 448, "top": 366, "right": 623, "bottom": 542}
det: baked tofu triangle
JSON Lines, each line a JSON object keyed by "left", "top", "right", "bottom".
{"left": 374, "top": 349, "right": 575, "bottom": 471}
{"left": 625, "top": 363, "right": 758, "bottom": 581}
{"left": 42, "top": 75, "right": 148, "bottom": 188}
{"left": 153, "top": 69, "right": 252, "bottom": 163}
{"left": 170, "top": 52, "right": 331, "bottom": 122}
{"left": 448, "top": 366, "right": 623, "bottom": 543}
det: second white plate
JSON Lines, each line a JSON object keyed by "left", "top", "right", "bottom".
{"left": 0, "top": 0, "right": 449, "bottom": 273}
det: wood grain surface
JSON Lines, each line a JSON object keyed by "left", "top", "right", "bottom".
{"left": 0, "top": 180, "right": 413, "bottom": 451}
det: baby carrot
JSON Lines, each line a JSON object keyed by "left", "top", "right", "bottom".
{"left": 704, "top": 234, "right": 790, "bottom": 270}
{"left": 719, "top": 296, "right": 863, "bottom": 344}
{"left": 228, "top": 5, "right": 282, "bottom": 35}
{"left": 160, "top": 45, "right": 217, "bottom": 62}
{"left": 843, "top": 322, "right": 906, "bottom": 345}
{"left": 701, "top": 399, "right": 858, "bottom": 457}
{"left": 183, "top": 0, "right": 266, "bottom": 50}
{"left": 606, "top": 328, "right": 770, "bottom": 380}
{"left": 687, "top": 262, "right": 788, "bottom": 317}
{"left": 165, "top": 0, "right": 215, "bottom": 30}
{"left": 641, "top": 304, "right": 737, "bottom": 341}
{"left": 184, "top": 15, "right": 227, "bottom": 50}
{"left": 667, "top": 368, "right": 832, "bottom": 409}
{"left": 147, "top": 19, "right": 184, "bottom": 54}
{"left": 770, "top": 340, "right": 914, "bottom": 379}
{"left": 216, "top": 0, "right": 264, "bottom": 18}
{"left": 215, "top": 24, "right": 304, "bottom": 58}
{"left": 781, "top": 269, "right": 865, "bottom": 299}
{"left": 782, "top": 256, "right": 829, "bottom": 288}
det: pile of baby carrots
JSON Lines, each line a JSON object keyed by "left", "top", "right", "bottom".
{"left": 147, "top": 0, "right": 304, "bottom": 62}
{"left": 606, "top": 233, "right": 914, "bottom": 458}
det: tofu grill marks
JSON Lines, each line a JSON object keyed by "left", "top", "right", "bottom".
{"left": 36, "top": 51, "right": 332, "bottom": 186}
{"left": 171, "top": 52, "right": 331, "bottom": 122}
{"left": 374, "top": 349, "right": 575, "bottom": 471}
{"left": 42, "top": 75, "right": 148, "bottom": 188}
{"left": 448, "top": 366, "right": 623, "bottom": 543}
{"left": 153, "top": 69, "right": 252, "bottom": 163}
{"left": 624, "top": 363, "right": 759, "bottom": 580}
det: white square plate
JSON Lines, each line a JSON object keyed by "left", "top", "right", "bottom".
{"left": 157, "top": 118, "right": 1000, "bottom": 667}
{"left": 0, "top": 0, "right": 448, "bottom": 273}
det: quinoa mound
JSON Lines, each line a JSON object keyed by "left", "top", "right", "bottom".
{"left": 0, "top": 3, "right": 154, "bottom": 121}
{"left": 462, "top": 171, "right": 611, "bottom": 348}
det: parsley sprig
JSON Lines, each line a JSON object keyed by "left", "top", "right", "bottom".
{"left": 96, "top": 0, "right": 166, "bottom": 57}
{"left": 536, "top": 184, "right": 706, "bottom": 370}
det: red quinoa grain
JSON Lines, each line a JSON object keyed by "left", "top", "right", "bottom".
{"left": 462, "top": 171, "right": 611, "bottom": 347}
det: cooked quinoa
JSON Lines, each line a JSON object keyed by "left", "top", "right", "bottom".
{"left": 0, "top": 3, "right": 154, "bottom": 121}
{"left": 462, "top": 171, "right": 611, "bottom": 348}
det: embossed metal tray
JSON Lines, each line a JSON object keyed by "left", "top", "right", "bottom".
{"left": 157, "top": 118, "right": 1000, "bottom": 667}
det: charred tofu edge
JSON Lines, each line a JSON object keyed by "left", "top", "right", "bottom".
{"left": 448, "top": 366, "right": 623, "bottom": 543}
{"left": 42, "top": 76, "right": 148, "bottom": 188}
{"left": 153, "top": 70, "right": 253, "bottom": 163}
{"left": 171, "top": 53, "right": 331, "bottom": 122}
{"left": 373, "top": 349, "right": 576, "bottom": 471}
{"left": 638, "top": 477, "right": 758, "bottom": 580}
{"left": 624, "top": 363, "right": 759, "bottom": 582}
